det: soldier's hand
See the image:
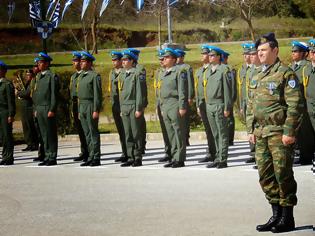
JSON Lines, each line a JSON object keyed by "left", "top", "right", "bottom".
{"left": 7, "top": 117, "right": 14, "bottom": 123}
{"left": 48, "top": 111, "right": 55, "bottom": 118}
{"left": 188, "top": 99, "right": 193, "bottom": 106}
{"left": 224, "top": 110, "right": 230, "bottom": 117}
{"left": 33, "top": 111, "right": 37, "bottom": 117}
{"left": 179, "top": 109, "right": 187, "bottom": 117}
{"left": 93, "top": 112, "right": 99, "bottom": 119}
{"left": 135, "top": 111, "right": 143, "bottom": 118}
{"left": 197, "top": 108, "right": 201, "bottom": 117}
{"left": 282, "top": 135, "right": 295, "bottom": 146}
{"left": 248, "top": 134, "right": 256, "bottom": 144}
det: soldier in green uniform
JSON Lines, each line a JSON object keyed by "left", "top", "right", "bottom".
{"left": 30, "top": 52, "right": 58, "bottom": 166}
{"left": 17, "top": 69, "right": 38, "bottom": 152}
{"left": 77, "top": 52, "right": 102, "bottom": 167}
{"left": 205, "top": 46, "right": 232, "bottom": 169}
{"left": 290, "top": 41, "right": 315, "bottom": 165}
{"left": 159, "top": 48, "right": 188, "bottom": 168}
{"left": 304, "top": 39, "right": 315, "bottom": 171}
{"left": 70, "top": 52, "right": 89, "bottom": 162}
{"left": 247, "top": 33, "right": 302, "bottom": 233}
{"left": 176, "top": 49, "right": 194, "bottom": 146}
{"left": 195, "top": 45, "right": 216, "bottom": 163}
{"left": 0, "top": 61, "right": 15, "bottom": 165}
{"left": 108, "top": 51, "right": 128, "bottom": 163}
{"left": 155, "top": 49, "right": 172, "bottom": 163}
{"left": 127, "top": 48, "right": 147, "bottom": 154}
{"left": 119, "top": 50, "right": 145, "bottom": 167}
{"left": 222, "top": 50, "right": 237, "bottom": 146}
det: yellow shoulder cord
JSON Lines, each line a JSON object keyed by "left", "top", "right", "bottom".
{"left": 108, "top": 69, "right": 113, "bottom": 93}
{"left": 157, "top": 70, "right": 162, "bottom": 100}
{"left": 203, "top": 68, "right": 208, "bottom": 101}
{"left": 31, "top": 74, "right": 40, "bottom": 98}
{"left": 237, "top": 68, "right": 243, "bottom": 106}
{"left": 153, "top": 69, "right": 157, "bottom": 95}
{"left": 246, "top": 68, "right": 250, "bottom": 100}
{"left": 302, "top": 66, "right": 309, "bottom": 98}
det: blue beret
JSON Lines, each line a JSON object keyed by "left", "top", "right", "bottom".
{"left": 122, "top": 50, "right": 138, "bottom": 61}
{"left": 201, "top": 44, "right": 210, "bottom": 54}
{"left": 80, "top": 51, "right": 95, "bottom": 61}
{"left": 72, "top": 51, "right": 82, "bottom": 61}
{"left": 157, "top": 49, "right": 165, "bottom": 59}
{"left": 34, "top": 57, "right": 41, "bottom": 64}
{"left": 127, "top": 48, "right": 141, "bottom": 56}
{"left": 255, "top": 32, "right": 278, "bottom": 48}
{"left": 163, "top": 48, "right": 180, "bottom": 58}
{"left": 38, "top": 52, "right": 53, "bottom": 62}
{"left": 308, "top": 39, "right": 315, "bottom": 50}
{"left": 175, "top": 49, "right": 186, "bottom": 57}
{"left": 0, "top": 61, "right": 8, "bottom": 70}
{"left": 291, "top": 41, "right": 309, "bottom": 52}
{"left": 222, "top": 51, "right": 230, "bottom": 58}
{"left": 110, "top": 51, "right": 123, "bottom": 60}
{"left": 208, "top": 46, "right": 224, "bottom": 55}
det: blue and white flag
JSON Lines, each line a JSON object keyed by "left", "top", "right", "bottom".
{"left": 50, "top": 0, "right": 61, "bottom": 28}
{"left": 81, "top": 0, "right": 91, "bottom": 19}
{"left": 29, "top": 0, "right": 41, "bottom": 21}
{"left": 8, "top": 1, "right": 15, "bottom": 22}
{"left": 120, "top": 0, "right": 125, "bottom": 6}
{"left": 99, "top": 0, "right": 110, "bottom": 17}
{"left": 168, "top": 0, "right": 179, "bottom": 6}
{"left": 62, "top": 0, "right": 75, "bottom": 19}
{"left": 46, "top": 0, "right": 56, "bottom": 18}
{"left": 136, "top": 0, "right": 144, "bottom": 12}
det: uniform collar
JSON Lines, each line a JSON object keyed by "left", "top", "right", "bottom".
{"left": 312, "top": 62, "right": 315, "bottom": 68}
{"left": 41, "top": 70, "right": 48, "bottom": 75}
{"left": 166, "top": 66, "right": 176, "bottom": 73}
{"left": 211, "top": 64, "right": 219, "bottom": 72}
{"left": 77, "top": 70, "right": 82, "bottom": 74}
{"left": 114, "top": 68, "right": 122, "bottom": 73}
{"left": 126, "top": 67, "right": 136, "bottom": 74}
{"left": 203, "top": 64, "right": 210, "bottom": 69}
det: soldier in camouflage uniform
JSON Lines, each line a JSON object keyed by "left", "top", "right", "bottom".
{"left": 108, "top": 51, "right": 128, "bottom": 163}
{"left": 222, "top": 50, "right": 237, "bottom": 146}
{"left": 176, "top": 49, "right": 194, "bottom": 146}
{"left": 70, "top": 52, "right": 89, "bottom": 162}
{"left": 77, "top": 52, "right": 102, "bottom": 167}
{"left": 155, "top": 49, "right": 172, "bottom": 163}
{"left": 126, "top": 48, "right": 147, "bottom": 155}
{"left": 31, "top": 52, "right": 58, "bottom": 166}
{"left": 290, "top": 41, "right": 315, "bottom": 165}
{"left": 304, "top": 39, "right": 315, "bottom": 172}
{"left": 246, "top": 33, "right": 303, "bottom": 233}
{"left": 0, "top": 61, "right": 15, "bottom": 165}
{"left": 195, "top": 45, "right": 216, "bottom": 163}
{"left": 119, "top": 50, "right": 146, "bottom": 167}
{"left": 160, "top": 48, "right": 188, "bottom": 168}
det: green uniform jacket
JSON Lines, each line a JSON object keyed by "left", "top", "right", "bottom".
{"left": 109, "top": 68, "right": 122, "bottom": 106}
{"left": 70, "top": 71, "right": 82, "bottom": 98}
{"left": 246, "top": 58, "right": 304, "bottom": 137}
{"left": 77, "top": 70, "right": 102, "bottom": 112}
{"left": 31, "top": 70, "right": 58, "bottom": 112}
{"left": 238, "top": 64, "right": 251, "bottom": 110}
{"left": 205, "top": 64, "right": 233, "bottom": 111}
{"left": 0, "top": 77, "right": 15, "bottom": 117}
{"left": 159, "top": 66, "right": 188, "bottom": 110}
{"left": 119, "top": 67, "right": 145, "bottom": 112}
{"left": 178, "top": 63, "right": 194, "bottom": 100}
{"left": 154, "top": 67, "right": 164, "bottom": 107}
{"left": 291, "top": 59, "right": 310, "bottom": 106}
{"left": 303, "top": 63, "right": 315, "bottom": 115}
{"left": 195, "top": 64, "right": 210, "bottom": 107}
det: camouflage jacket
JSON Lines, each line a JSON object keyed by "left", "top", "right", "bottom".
{"left": 246, "top": 58, "right": 303, "bottom": 138}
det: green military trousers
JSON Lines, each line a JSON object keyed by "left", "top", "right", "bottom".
{"left": 161, "top": 104, "right": 186, "bottom": 162}
{"left": 255, "top": 133, "right": 297, "bottom": 206}
{"left": 227, "top": 107, "right": 235, "bottom": 145}
{"left": 72, "top": 98, "right": 88, "bottom": 158}
{"left": 79, "top": 102, "right": 101, "bottom": 162}
{"left": 139, "top": 114, "right": 147, "bottom": 153}
{"left": 206, "top": 103, "right": 229, "bottom": 163}
{"left": 36, "top": 105, "right": 58, "bottom": 161}
{"left": 121, "top": 104, "right": 142, "bottom": 161}
{"left": 112, "top": 104, "right": 127, "bottom": 157}
{"left": 157, "top": 104, "right": 171, "bottom": 157}
{"left": 199, "top": 102, "right": 216, "bottom": 159}
{"left": 0, "top": 109, "right": 14, "bottom": 162}
{"left": 21, "top": 105, "right": 38, "bottom": 148}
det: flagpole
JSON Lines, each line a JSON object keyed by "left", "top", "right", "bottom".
{"left": 40, "top": 0, "right": 47, "bottom": 52}
{"left": 49, "top": 0, "right": 60, "bottom": 22}
{"left": 167, "top": 0, "right": 172, "bottom": 44}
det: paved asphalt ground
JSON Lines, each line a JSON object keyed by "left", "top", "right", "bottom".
{"left": 0, "top": 139, "right": 314, "bottom": 236}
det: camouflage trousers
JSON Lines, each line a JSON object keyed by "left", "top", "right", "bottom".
{"left": 255, "top": 133, "right": 297, "bottom": 207}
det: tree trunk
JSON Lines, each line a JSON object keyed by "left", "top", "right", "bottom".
{"left": 91, "top": 0, "right": 98, "bottom": 54}
{"left": 240, "top": 6, "right": 255, "bottom": 41}
{"left": 158, "top": 9, "right": 162, "bottom": 49}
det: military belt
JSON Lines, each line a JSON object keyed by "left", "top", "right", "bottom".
{"left": 207, "top": 98, "right": 224, "bottom": 104}
{"left": 78, "top": 99, "right": 93, "bottom": 103}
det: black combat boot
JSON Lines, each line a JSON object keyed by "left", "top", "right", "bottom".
{"left": 271, "top": 206, "right": 295, "bottom": 233}
{"left": 256, "top": 204, "right": 282, "bottom": 232}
